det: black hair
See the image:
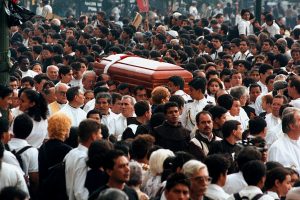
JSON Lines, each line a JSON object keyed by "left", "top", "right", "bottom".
{"left": 87, "top": 140, "right": 113, "bottom": 169}
{"left": 249, "top": 117, "right": 267, "bottom": 136}
{"left": 169, "top": 76, "right": 184, "bottom": 90}
{"left": 188, "top": 77, "right": 206, "bottom": 94}
{"left": 222, "top": 120, "right": 241, "bottom": 138}
{"left": 208, "top": 105, "right": 227, "bottom": 120}
{"left": 205, "top": 154, "right": 230, "bottom": 184}
{"left": 66, "top": 86, "right": 80, "bottom": 102}
{"left": 86, "top": 109, "right": 102, "bottom": 119}
{"left": 242, "top": 160, "right": 266, "bottom": 186}
{"left": 134, "top": 100, "right": 150, "bottom": 117}
{"left": 21, "top": 76, "right": 34, "bottom": 87}
{"left": 0, "top": 85, "right": 13, "bottom": 99}
{"left": 103, "top": 150, "right": 126, "bottom": 170}
{"left": 163, "top": 101, "right": 178, "bottom": 114}
{"left": 169, "top": 95, "right": 185, "bottom": 108}
{"left": 236, "top": 146, "right": 262, "bottom": 170}
{"left": 0, "top": 186, "right": 28, "bottom": 200}
{"left": 217, "top": 94, "right": 233, "bottom": 110}
{"left": 78, "top": 119, "right": 101, "bottom": 142}
{"left": 13, "top": 113, "right": 33, "bottom": 139}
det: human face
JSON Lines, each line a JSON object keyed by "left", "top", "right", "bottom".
{"left": 231, "top": 73, "right": 243, "bottom": 87}
{"left": 208, "top": 81, "right": 220, "bottom": 95}
{"left": 291, "top": 51, "right": 300, "bottom": 62}
{"left": 165, "top": 106, "right": 180, "bottom": 125}
{"left": 66, "top": 29, "right": 74, "bottom": 39}
{"left": 88, "top": 114, "right": 101, "bottom": 123}
{"left": 197, "top": 113, "right": 213, "bottom": 136}
{"left": 107, "top": 156, "right": 130, "bottom": 183}
{"left": 250, "top": 86, "right": 261, "bottom": 102}
{"left": 10, "top": 91, "right": 19, "bottom": 108}
{"left": 92, "top": 128, "right": 102, "bottom": 141}
{"left": 271, "top": 97, "right": 284, "bottom": 117}
{"left": 9, "top": 81, "right": 18, "bottom": 90}
{"left": 230, "top": 100, "right": 241, "bottom": 116}
{"left": 61, "top": 70, "right": 73, "bottom": 84}
{"left": 111, "top": 99, "right": 122, "bottom": 114}
{"left": 19, "top": 92, "right": 34, "bottom": 112}
{"left": 262, "top": 42, "right": 272, "bottom": 53}
{"left": 250, "top": 71, "right": 260, "bottom": 82}
{"left": 21, "top": 82, "right": 33, "bottom": 89}
{"left": 211, "top": 39, "right": 221, "bottom": 49}
{"left": 189, "top": 87, "right": 201, "bottom": 100}
{"left": 82, "top": 74, "right": 96, "bottom": 90}
{"left": 47, "top": 67, "right": 58, "bottom": 80}
{"left": 168, "top": 81, "right": 178, "bottom": 94}
{"left": 230, "top": 43, "right": 240, "bottom": 54}
{"left": 121, "top": 98, "right": 134, "bottom": 118}
{"left": 19, "top": 58, "right": 30, "bottom": 72}
{"left": 32, "top": 64, "right": 42, "bottom": 74}
{"left": 215, "top": 114, "right": 227, "bottom": 127}
{"left": 84, "top": 92, "right": 94, "bottom": 105}
{"left": 190, "top": 168, "right": 210, "bottom": 198}
{"left": 239, "top": 41, "right": 248, "bottom": 53}
{"left": 135, "top": 89, "right": 148, "bottom": 101}
{"left": 95, "top": 97, "right": 110, "bottom": 115}
{"left": 56, "top": 85, "right": 68, "bottom": 104}
{"left": 242, "top": 12, "right": 251, "bottom": 21}
{"left": 165, "top": 184, "right": 190, "bottom": 200}
{"left": 277, "top": 175, "right": 292, "bottom": 197}
{"left": 0, "top": 93, "right": 12, "bottom": 110}
{"left": 233, "top": 124, "right": 243, "bottom": 140}
{"left": 75, "top": 91, "right": 85, "bottom": 107}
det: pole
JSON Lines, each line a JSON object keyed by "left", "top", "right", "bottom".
{"left": 0, "top": 0, "right": 10, "bottom": 86}
{"left": 255, "top": 0, "right": 262, "bottom": 24}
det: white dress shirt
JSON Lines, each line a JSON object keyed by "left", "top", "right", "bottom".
{"left": 265, "top": 191, "right": 280, "bottom": 199}
{"left": 27, "top": 118, "right": 48, "bottom": 148}
{"left": 59, "top": 104, "right": 87, "bottom": 127}
{"left": 174, "top": 90, "right": 192, "bottom": 102}
{"left": 8, "top": 138, "right": 39, "bottom": 176}
{"left": 227, "top": 186, "right": 274, "bottom": 200}
{"left": 181, "top": 98, "right": 209, "bottom": 131}
{"left": 3, "top": 150, "right": 22, "bottom": 172}
{"left": 64, "top": 144, "right": 89, "bottom": 200}
{"left": 262, "top": 21, "right": 280, "bottom": 37}
{"left": 101, "top": 111, "right": 117, "bottom": 135}
{"left": 265, "top": 113, "right": 281, "bottom": 131}
{"left": 83, "top": 98, "right": 95, "bottom": 113}
{"left": 257, "top": 81, "right": 268, "bottom": 95}
{"left": 205, "top": 184, "right": 229, "bottom": 200}
{"left": 290, "top": 98, "right": 300, "bottom": 109}
{"left": 223, "top": 171, "right": 247, "bottom": 195}
{"left": 266, "top": 122, "right": 283, "bottom": 148}
{"left": 21, "top": 69, "right": 38, "bottom": 78}
{"left": 0, "top": 162, "right": 29, "bottom": 196}
{"left": 238, "top": 19, "right": 251, "bottom": 36}
{"left": 268, "top": 134, "right": 300, "bottom": 174}
{"left": 226, "top": 108, "right": 249, "bottom": 131}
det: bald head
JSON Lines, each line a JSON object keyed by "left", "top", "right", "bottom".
{"left": 47, "top": 65, "right": 59, "bottom": 80}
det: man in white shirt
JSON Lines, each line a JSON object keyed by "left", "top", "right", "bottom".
{"left": 94, "top": 93, "right": 117, "bottom": 135}
{"left": 48, "top": 83, "right": 69, "bottom": 115}
{"left": 59, "top": 86, "right": 86, "bottom": 127}
{"left": 41, "top": 0, "right": 52, "bottom": 18}
{"left": 168, "top": 76, "right": 191, "bottom": 103}
{"left": 69, "top": 62, "right": 83, "bottom": 88}
{"left": 236, "top": 39, "right": 253, "bottom": 61}
{"left": 18, "top": 55, "right": 38, "bottom": 78}
{"left": 223, "top": 147, "right": 262, "bottom": 194}
{"left": 112, "top": 95, "right": 136, "bottom": 140}
{"left": 181, "top": 78, "right": 209, "bottom": 131}
{"left": 205, "top": 154, "right": 230, "bottom": 200}
{"left": 81, "top": 71, "right": 96, "bottom": 93}
{"left": 8, "top": 114, "right": 39, "bottom": 197}
{"left": 257, "top": 64, "right": 273, "bottom": 95}
{"left": 65, "top": 119, "right": 102, "bottom": 200}
{"left": 265, "top": 95, "right": 286, "bottom": 130}
{"left": 268, "top": 108, "right": 300, "bottom": 174}
{"left": 288, "top": 77, "right": 300, "bottom": 108}
{"left": 238, "top": 9, "right": 252, "bottom": 39}
{"left": 262, "top": 14, "right": 280, "bottom": 37}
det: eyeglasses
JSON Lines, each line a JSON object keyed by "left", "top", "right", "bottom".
{"left": 58, "top": 91, "right": 67, "bottom": 95}
{"left": 192, "top": 176, "right": 212, "bottom": 183}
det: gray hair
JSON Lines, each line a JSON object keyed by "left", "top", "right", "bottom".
{"left": 230, "top": 86, "right": 248, "bottom": 99}
{"left": 82, "top": 70, "right": 96, "bottom": 81}
{"left": 182, "top": 160, "right": 207, "bottom": 178}
{"left": 282, "top": 109, "right": 300, "bottom": 134}
{"left": 97, "top": 188, "right": 128, "bottom": 200}
{"left": 46, "top": 65, "right": 58, "bottom": 72}
{"left": 96, "top": 92, "right": 112, "bottom": 104}
{"left": 55, "top": 83, "right": 69, "bottom": 92}
{"left": 122, "top": 95, "right": 136, "bottom": 106}
{"left": 128, "top": 161, "right": 143, "bottom": 186}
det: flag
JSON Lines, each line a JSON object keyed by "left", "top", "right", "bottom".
{"left": 136, "top": 0, "right": 149, "bottom": 13}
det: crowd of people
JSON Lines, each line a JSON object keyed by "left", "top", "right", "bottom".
{"left": 2, "top": 1, "right": 300, "bottom": 200}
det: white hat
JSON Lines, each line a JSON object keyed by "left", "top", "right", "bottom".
{"left": 173, "top": 12, "right": 182, "bottom": 19}
{"left": 167, "top": 30, "right": 179, "bottom": 39}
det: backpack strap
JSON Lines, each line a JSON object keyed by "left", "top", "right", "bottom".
{"left": 16, "top": 146, "right": 32, "bottom": 155}
{"left": 252, "top": 193, "right": 264, "bottom": 200}
{"left": 233, "top": 193, "right": 243, "bottom": 200}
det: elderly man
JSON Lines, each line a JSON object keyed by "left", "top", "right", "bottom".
{"left": 46, "top": 65, "right": 59, "bottom": 82}
{"left": 48, "top": 83, "right": 69, "bottom": 115}
{"left": 268, "top": 108, "right": 300, "bottom": 174}
{"left": 81, "top": 71, "right": 96, "bottom": 92}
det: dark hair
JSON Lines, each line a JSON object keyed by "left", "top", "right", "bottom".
{"left": 165, "top": 173, "right": 191, "bottom": 191}
{"left": 86, "top": 109, "right": 102, "bottom": 119}
{"left": 249, "top": 117, "right": 267, "bottom": 136}
{"left": 195, "top": 111, "right": 212, "bottom": 125}
{"left": 132, "top": 85, "right": 146, "bottom": 96}
{"left": 131, "top": 135, "right": 155, "bottom": 160}
{"left": 161, "top": 100, "right": 177, "bottom": 113}
{"left": 58, "top": 65, "right": 72, "bottom": 78}
{"left": 242, "top": 160, "right": 266, "bottom": 186}
{"left": 100, "top": 124, "right": 109, "bottom": 140}
{"left": 22, "top": 89, "right": 48, "bottom": 121}
{"left": 265, "top": 167, "right": 290, "bottom": 190}
{"left": 0, "top": 118, "right": 9, "bottom": 137}
{"left": 169, "top": 95, "right": 185, "bottom": 108}
{"left": 188, "top": 77, "right": 206, "bottom": 94}
{"left": 169, "top": 76, "right": 184, "bottom": 90}
{"left": 78, "top": 119, "right": 101, "bottom": 142}
{"left": 33, "top": 73, "right": 49, "bottom": 84}
{"left": 222, "top": 120, "right": 241, "bottom": 138}
{"left": 236, "top": 146, "right": 262, "bottom": 170}
{"left": 21, "top": 76, "right": 34, "bottom": 87}
{"left": 208, "top": 105, "right": 227, "bottom": 120}
{"left": 103, "top": 150, "right": 126, "bottom": 170}
{"left": 0, "top": 186, "right": 28, "bottom": 200}
{"left": 111, "top": 93, "right": 122, "bottom": 105}
{"left": 259, "top": 64, "right": 273, "bottom": 74}
{"left": 13, "top": 113, "right": 33, "bottom": 139}
{"left": 217, "top": 94, "right": 233, "bottom": 110}
{"left": 205, "top": 154, "right": 230, "bottom": 184}
{"left": 0, "top": 85, "right": 13, "bottom": 99}
{"left": 134, "top": 100, "right": 150, "bottom": 117}
{"left": 87, "top": 140, "right": 113, "bottom": 169}
{"left": 66, "top": 86, "right": 80, "bottom": 102}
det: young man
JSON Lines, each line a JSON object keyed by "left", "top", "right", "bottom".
{"left": 88, "top": 150, "right": 138, "bottom": 200}
{"left": 0, "top": 85, "right": 13, "bottom": 122}
{"left": 65, "top": 119, "right": 102, "bottom": 200}
{"left": 165, "top": 173, "right": 191, "bottom": 200}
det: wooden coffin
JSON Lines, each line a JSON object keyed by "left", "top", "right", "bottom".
{"left": 93, "top": 54, "right": 193, "bottom": 92}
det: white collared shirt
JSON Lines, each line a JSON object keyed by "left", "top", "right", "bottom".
{"left": 262, "top": 21, "right": 280, "bottom": 37}
{"left": 21, "top": 69, "right": 38, "bottom": 78}
{"left": 266, "top": 122, "right": 283, "bottom": 148}
{"left": 181, "top": 98, "right": 210, "bottom": 131}
{"left": 290, "top": 98, "right": 300, "bottom": 109}
{"left": 101, "top": 111, "right": 117, "bottom": 135}
{"left": 7, "top": 138, "right": 39, "bottom": 176}
{"left": 223, "top": 171, "right": 247, "bottom": 195}
{"left": 83, "top": 98, "right": 95, "bottom": 113}
{"left": 238, "top": 19, "right": 251, "bottom": 36}
{"left": 257, "top": 81, "right": 268, "bottom": 95}
{"left": 265, "top": 113, "right": 281, "bottom": 131}
{"left": 59, "top": 103, "right": 87, "bottom": 127}
{"left": 174, "top": 90, "right": 192, "bottom": 102}
{"left": 64, "top": 144, "right": 89, "bottom": 200}
{"left": 268, "top": 134, "right": 300, "bottom": 174}
{"left": 112, "top": 113, "right": 136, "bottom": 140}
{"left": 228, "top": 186, "right": 274, "bottom": 200}
{"left": 0, "top": 162, "right": 29, "bottom": 196}
{"left": 205, "top": 184, "right": 230, "bottom": 200}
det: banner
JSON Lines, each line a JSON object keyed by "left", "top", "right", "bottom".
{"left": 136, "top": 0, "right": 149, "bottom": 13}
